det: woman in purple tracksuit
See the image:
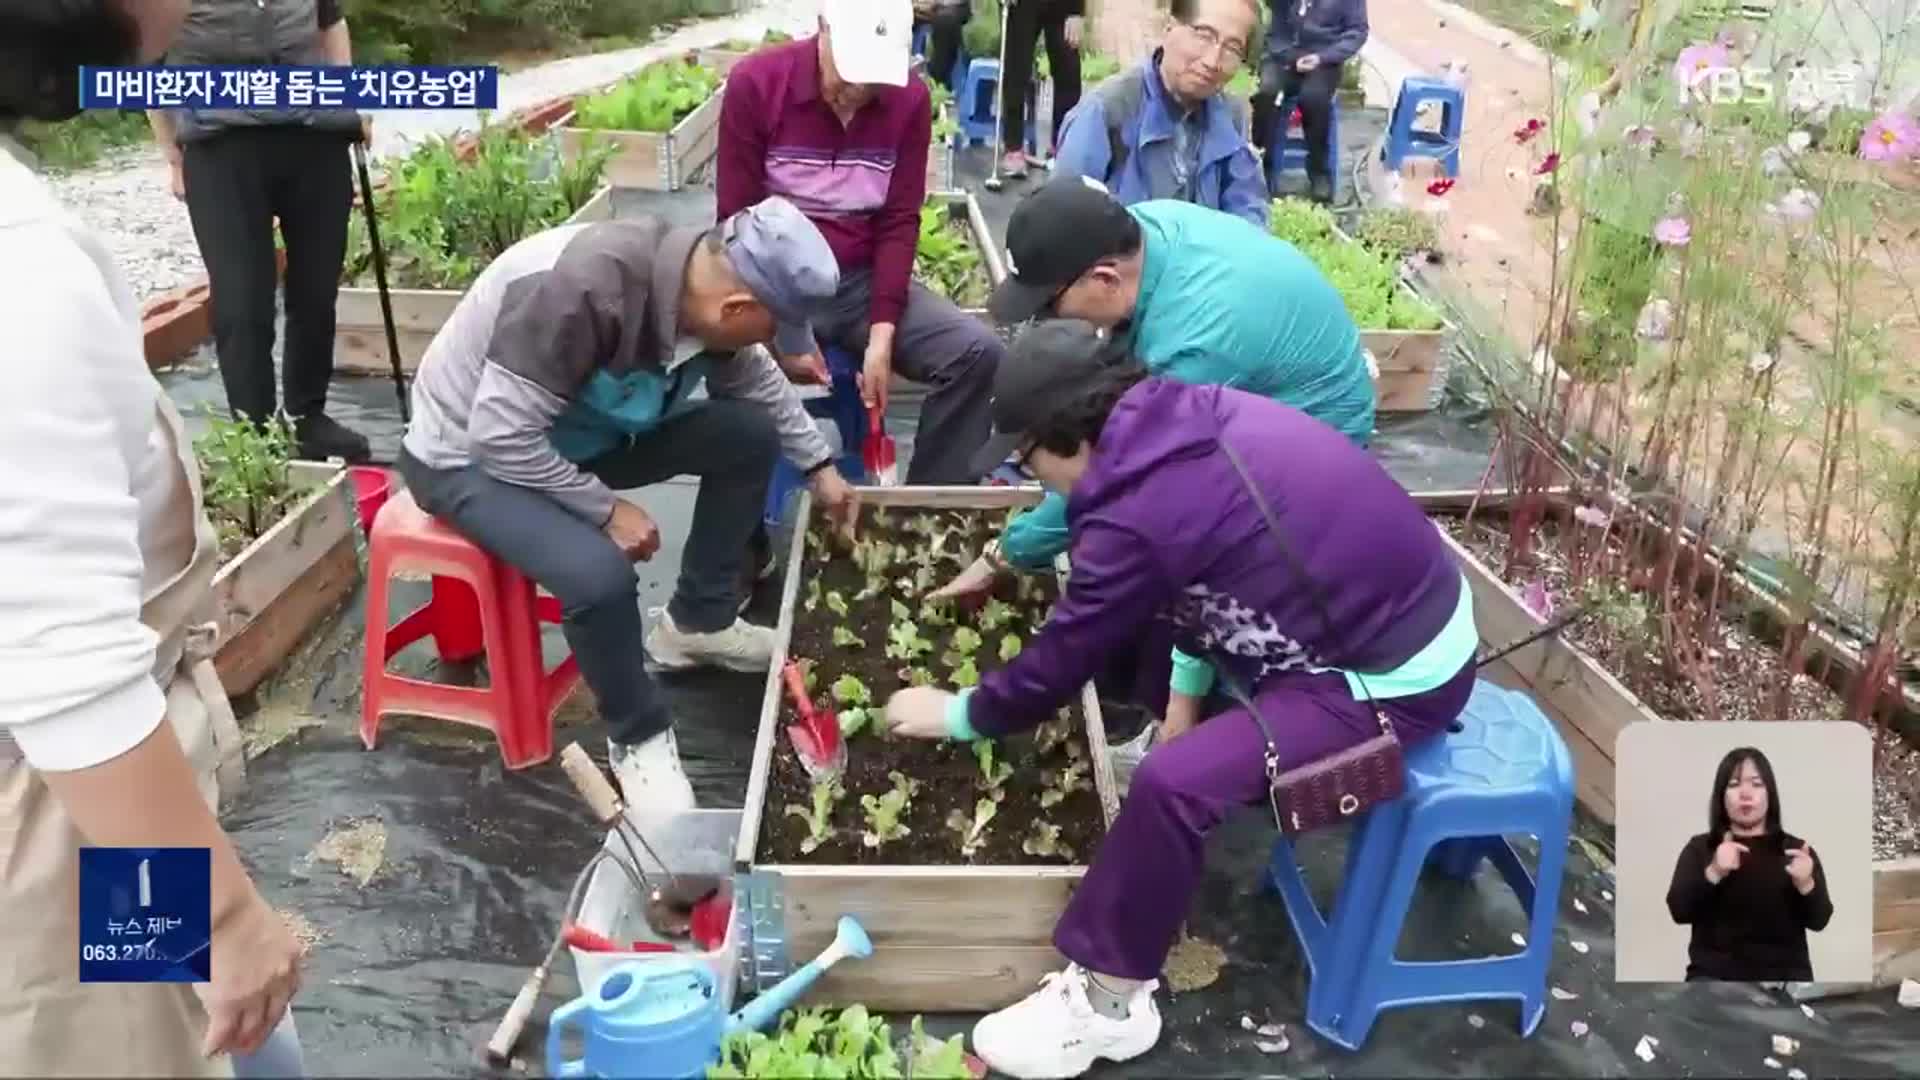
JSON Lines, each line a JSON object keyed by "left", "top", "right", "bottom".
{"left": 884, "top": 320, "right": 1478, "bottom": 1078}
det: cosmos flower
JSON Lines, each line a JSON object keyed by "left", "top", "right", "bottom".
{"left": 1427, "top": 177, "right": 1456, "bottom": 196}
{"left": 1653, "top": 216, "right": 1692, "bottom": 246}
{"left": 1859, "top": 110, "right": 1920, "bottom": 161}
{"left": 1673, "top": 42, "right": 1732, "bottom": 97}
{"left": 1535, "top": 152, "right": 1561, "bottom": 175}
{"left": 1514, "top": 118, "right": 1545, "bottom": 144}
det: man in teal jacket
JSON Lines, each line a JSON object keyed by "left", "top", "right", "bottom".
{"left": 933, "top": 176, "right": 1373, "bottom": 602}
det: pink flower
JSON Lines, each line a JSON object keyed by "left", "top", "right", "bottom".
{"left": 1535, "top": 152, "right": 1561, "bottom": 175}
{"left": 1859, "top": 110, "right": 1920, "bottom": 162}
{"left": 1521, "top": 579, "right": 1554, "bottom": 620}
{"left": 1573, "top": 505, "right": 1612, "bottom": 529}
{"left": 1622, "top": 124, "right": 1657, "bottom": 148}
{"left": 1673, "top": 42, "right": 1732, "bottom": 95}
{"left": 1514, "top": 118, "right": 1545, "bottom": 144}
{"left": 1427, "top": 178, "right": 1456, "bottom": 196}
{"left": 1653, "top": 216, "right": 1692, "bottom": 246}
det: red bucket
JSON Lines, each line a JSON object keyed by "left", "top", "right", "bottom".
{"left": 348, "top": 466, "right": 392, "bottom": 533}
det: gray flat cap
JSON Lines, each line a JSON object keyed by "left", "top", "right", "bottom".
{"left": 723, "top": 196, "right": 840, "bottom": 345}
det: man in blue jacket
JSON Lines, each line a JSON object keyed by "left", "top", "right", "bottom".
{"left": 1253, "top": 0, "right": 1368, "bottom": 203}
{"left": 1048, "top": 0, "right": 1267, "bottom": 226}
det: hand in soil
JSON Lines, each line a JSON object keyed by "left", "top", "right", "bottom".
{"left": 1708, "top": 832, "right": 1749, "bottom": 882}
{"left": 929, "top": 554, "right": 1000, "bottom": 602}
{"left": 884, "top": 686, "right": 954, "bottom": 739}
{"left": 809, "top": 466, "right": 860, "bottom": 539}
{"left": 605, "top": 500, "right": 660, "bottom": 561}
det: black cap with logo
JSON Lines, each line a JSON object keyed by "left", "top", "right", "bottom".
{"left": 987, "top": 176, "right": 1140, "bottom": 326}
{"left": 968, "top": 319, "right": 1123, "bottom": 476}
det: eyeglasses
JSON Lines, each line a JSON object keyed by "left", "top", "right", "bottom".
{"left": 1180, "top": 21, "right": 1248, "bottom": 64}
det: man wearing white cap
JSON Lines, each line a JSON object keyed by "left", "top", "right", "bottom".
{"left": 716, "top": 0, "right": 1004, "bottom": 485}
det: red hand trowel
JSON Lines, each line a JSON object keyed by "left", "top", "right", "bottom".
{"left": 864, "top": 404, "right": 898, "bottom": 487}
{"left": 782, "top": 660, "right": 846, "bottom": 781}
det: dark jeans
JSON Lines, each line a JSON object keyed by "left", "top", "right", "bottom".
{"left": 1000, "top": 0, "right": 1082, "bottom": 153}
{"left": 918, "top": 3, "right": 969, "bottom": 90}
{"left": 1253, "top": 58, "right": 1343, "bottom": 181}
{"left": 395, "top": 399, "right": 778, "bottom": 746}
{"left": 181, "top": 126, "right": 354, "bottom": 422}
{"left": 812, "top": 271, "right": 1001, "bottom": 483}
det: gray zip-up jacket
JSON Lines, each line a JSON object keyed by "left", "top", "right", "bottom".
{"left": 401, "top": 217, "right": 834, "bottom": 526}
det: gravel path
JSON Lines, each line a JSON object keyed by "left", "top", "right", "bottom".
{"left": 43, "top": 0, "right": 815, "bottom": 301}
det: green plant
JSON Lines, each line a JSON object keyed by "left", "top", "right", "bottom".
{"left": 978, "top": 598, "right": 1016, "bottom": 632}
{"left": 1267, "top": 199, "right": 1444, "bottom": 330}
{"left": 1032, "top": 710, "right": 1072, "bottom": 756}
{"left": 193, "top": 417, "right": 298, "bottom": 556}
{"left": 710, "top": 1003, "right": 964, "bottom": 1079}
{"left": 945, "top": 797, "right": 998, "bottom": 857}
{"left": 825, "top": 590, "right": 849, "bottom": 617}
{"left": 832, "top": 626, "right": 866, "bottom": 649}
{"left": 804, "top": 576, "right": 823, "bottom": 612}
{"left": 15, "top": 109, "right": 149, "bottom": 171}
{"left": 575, "top": 56, "right": 722, "bottom": 132}
{"left": 951, "top": 657, "right": 980, "bottom": 688}
{"left": 341, "top": 120, "right": 612, "bottom": 289}
{"left": 973, "top": 739, "right": 1013, "bottom": 797}
{"left": 998, "top": 633, "right": 1023, "bottom": 663}
{"left": 1353, "top": 206, "right": 1441, "bottom": 261}
{"left": 914, "top": 203, "right": 989, "bottom": 306}
{"left": 783, "top": 779, "right": 842, "bottom": 854}
{"left": 1022, "top": 820, "right": 1073, "bottom": 860}
{"left": 1039, "top": 744, "right": 1090, "bottom": 808}
{"left": 886, "top": 619, "right": 934, "bottom": 662}
{"left": 859, "top": 771, "right": 920, "bottom": 847}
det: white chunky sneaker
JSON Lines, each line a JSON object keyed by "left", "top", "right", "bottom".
{"left": 645, "top": 607, "right": 778, "bottom": 673}
{"left": 971, "top": 964, "right": 1162, "bottom": 1079}
{"left": 609, "top": 732, "right": 695, "bottom": 839}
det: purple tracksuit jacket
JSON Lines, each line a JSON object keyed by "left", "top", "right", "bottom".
{"left": 965, "top": 378, "right": 1462, "bottom": 737}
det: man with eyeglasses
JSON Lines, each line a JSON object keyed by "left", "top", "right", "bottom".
{"left": 1252, "top": 0, "right": 1369, "bottom": 204}
{"left": 932, "top": 178, "right": 1374, "bottom": 726}
{"left": 1048, "top": 0, "right": 1268, "bottom": 226}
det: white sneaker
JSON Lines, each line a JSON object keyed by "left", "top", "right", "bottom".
{"left": 645, "top": 607, "right": 777, "bottom": 673}
{"left": 971, "top": 964, "right": 1162, "bottom": 1079}
{"left": 609, "top": 732, "right": 696, "bottom": 838}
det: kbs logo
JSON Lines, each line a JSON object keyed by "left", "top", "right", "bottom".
{"left": 1676, "top": 64, "right": 1864, "bottom": 109}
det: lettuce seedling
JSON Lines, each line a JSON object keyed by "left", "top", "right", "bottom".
{"left": 1023, "top": 820, "right": 1074, "bottom": 861}
{"left": 979, "top": 598, "right": 1016, "bottom": 632}
{"left": 783, "top": 779, "right": 841, "bottom": 854}
{"left": 804, "top": 576, "right": 822, "bottom": 613}
{"left": 901, "top": 666, "right": 936, "bottom": 687}
{"left": 999, "top": 634, "right": 1022, "bottom": 663}
{"left": 853, "top": 538, "right": 895, "bottom": 578}
{"left": 838, "top": 707, "right": 872, "bottom": 738}
{"left": 860, "top": 771, "right": 920, "bottom": 848}
{"left": 824, "top": 590, "right": 848, "bottom": 617}
{"left": 891, "top": 598, "right": 913, "bottom": 622}
{"left": 945, "top": 797, "right": 998, "bottom": 858}
{"left": 886, "top": 620, "right": 933, "bottom": 662}
{"left": 831, "top": 626, "right": 865, "bottom": 649}
{"left": 872, "top": 508, "right": 891, "bottom": 530}
{"left": 951, "top": 657, "right": 979, "bottom": 688}
{"left": 918, "top": 602, "right": 952, "bottom": 628}
{"left": 1039, "top": 755, "right": 1091, "bottom": 808}
{"left": 974, "top": 739, "right": 1013, "bottom": 797}
{"left": 1033, "top": 710, "right": 1071, "bottom": 756}
{"left": 912, "top": 563, "right": 938, "bottom": 593}
{"left": 831, "top": 674, "right": 872, "bottom": 708}
{"left": 907, "top": 1016, "right": 972, "bottom": 1079}
{"left": 949, "top": 626, "right": 982, "bottom": 657}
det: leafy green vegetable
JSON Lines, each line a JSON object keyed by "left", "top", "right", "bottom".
{"left": 949, "top": 626, "right": 983, "bottom": 657}
{"left": 804, "top": 576, "right": 822, "bottom": 612}
{"left": 859, "top": 771, "right": 921, "bottom": 848}
{"left": 1039, "top": 753, "right": 1090, "bottom": 808}
{"left": 978, "top": 598, "right": 1016, "bottom": 632}
{"left": 783, "top": 780, "right": 841, "bottom": 854}
{"left": 832, "top": 626, "right": 866, "bottom": 649}
{"left": 826, "top": 591, "right": 849, "bottom": 617}
{"left": 907, "top": 1016, "right": 971, "bottom": 1079}
{"left": 839, "top": 707, "right": 873, "bottom": 738}
{"left": 1266, "top": 199, "right": 1443, "bottom": 331}
{"left": 1032, "top": 710, "right": 1072, "bottom": 756}
{"left": 832, "top": 674, "right": 872, "bottom": 708}
{"left": 998, "top": 634, "right": 1023, "bottom": 663}
{"left": 574, "top": 57, "right": 721, "bottom": 133}
{"left": 914, "top": 202, "right": 989, "bottom": 306}
{"left": 886, "top": 620, "right": 934, "bottom": 662}
{"left": 946, "top": 797, "right": 999, "bottom": 858}
{"left": 710, "top": 1003, "right": 913, "bottom": 1079}
{"left": 951, "top": 657, "right": 979, "bottom": 689}
{"left": 341, "top": 121, "right": 612, "bottom": 289}
{"left": 974, "top": 739, "right": 1014, "bottom": 796}
{"left": 1022, "top": 820, "right": 1074, "bottom": 860}
{"left": 194, "top": 417, "right": 297, "bottom": 558}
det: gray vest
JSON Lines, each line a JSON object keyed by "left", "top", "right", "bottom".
{"left": 164, "top": 0, "right": 360, "bottom": 143}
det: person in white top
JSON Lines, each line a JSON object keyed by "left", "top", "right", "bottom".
{"left": 0, "top": 1, "right": 305, "bottom": 1074}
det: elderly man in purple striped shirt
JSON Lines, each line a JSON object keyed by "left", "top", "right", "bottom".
{"left": 717, "top": 0, "right": 1005, "bottom": 487}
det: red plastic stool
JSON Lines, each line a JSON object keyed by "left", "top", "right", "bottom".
{"left": 361, "top": 490, "right": 581, "bottom": 769}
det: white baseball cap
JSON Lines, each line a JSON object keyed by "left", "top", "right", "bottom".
{"left": 820, "top": 0, "right": 914, "bottom": 87}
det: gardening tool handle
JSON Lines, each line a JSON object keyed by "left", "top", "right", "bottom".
{"left": 485, "top": 961, "right": 550, "bottom": 1064}
{"left": 560, "top": 741, "right": 624, "bottom": 825}
{"left": 351, "top": 141, "right": 410, "bottom": 424}
{"left": 781, "top": 661, "right": 816, "bottom": 720}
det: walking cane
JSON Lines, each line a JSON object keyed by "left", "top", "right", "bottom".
{"left": 351, "top": 140, "right": 410, "bottom": 424}
{"left": 980, "top": 0, "right": 1014, "bottom": 192}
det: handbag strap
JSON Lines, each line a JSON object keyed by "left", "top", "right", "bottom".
{"left": 1214, "top": 440, "right": 1392, "bottom": 739}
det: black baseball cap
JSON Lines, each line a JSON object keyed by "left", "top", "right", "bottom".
{"left": 988, "top": 176, "right": 1140, "bottom": 326}
{"left": 968, "top": 319, "right": 1120, "bottom": 476}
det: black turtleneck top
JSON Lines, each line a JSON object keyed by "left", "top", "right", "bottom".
{"left": 1666, "top": 830, "right": 1834, "bottom": 982}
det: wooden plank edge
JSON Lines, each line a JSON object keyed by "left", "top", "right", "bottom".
{"left": 208, "top": 469, "right": 353, "bottom": 645}
{"left": 212, "top": 535, "right": 360, "bottom": 697}
{"left": 736, "top": 490, "right": 812, "bottom": 871}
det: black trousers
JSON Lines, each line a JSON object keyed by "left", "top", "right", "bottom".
{"left": 919, "top": 3, "right": 969, "bottom": 89}
{"left": 182, "top": 126, "right": 354, "bottom": 423}
{"left": 999, "top": 0, "right": 1081, "bottom": 153}
{"left": 1253, "top": 58, "right": 1342, "bottom": 181}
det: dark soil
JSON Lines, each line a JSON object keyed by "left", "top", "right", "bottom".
{"left": 1443, "top": 512, "right": 1920, "bottom": 859}
{"left": 758, "top": 504, "right": 1108, "bottom": 867}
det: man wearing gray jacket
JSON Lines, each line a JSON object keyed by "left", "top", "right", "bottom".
{"left": 397, "top": 196, "right": 857, "bottom": 824}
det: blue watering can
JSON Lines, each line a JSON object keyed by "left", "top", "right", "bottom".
{"left": 547, "top": 915, "right": 873, "bottom": 1079}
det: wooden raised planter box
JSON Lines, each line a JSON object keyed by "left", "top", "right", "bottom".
{"left": 940, "top": 189, "right": 1006, "bottom": 307}
{"left": 1438, "top": 522, "right": 1920, "bottom": 984}
{"left": 333, "top": 186, "right": 615, "bottom": 377}
{"left": 555, "top": 84, "right": 723, "bottom": 193}
{"left": 734, "top": 486, "right": 1121, "bottom": 1012}
{"left": 1327, "top": 224, "right": 1451, "bottom": 415}
{"left": 210, "top": 461, "right": 360, "bottom": 697}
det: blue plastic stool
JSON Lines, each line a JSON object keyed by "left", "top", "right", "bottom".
{"left": 1266, "top": 91, "right": 1342, "bottom": 190}
{"left": 763, "top": 345, "right": 868, "bottom": 528}
{"left": 1266, "top": 680, "right": 1574, "bottom": 1051}
{"left": 954, "top": 57, "right": 1040, "bottom": 150}
{"left": 1382, "top": 76, "right": 1465, "bottom": 176}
